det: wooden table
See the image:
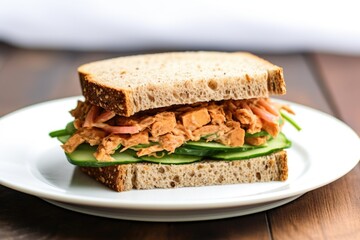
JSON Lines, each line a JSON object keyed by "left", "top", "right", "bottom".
{"left": 0, "top": 44, "right": 359, "bottom": 239}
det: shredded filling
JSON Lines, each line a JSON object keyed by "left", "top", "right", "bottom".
{"left": 62, "top": 98, "right": 294, "bottom": 161}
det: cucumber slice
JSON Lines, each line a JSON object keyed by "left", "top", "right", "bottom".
{"left": 184, "top": 140, "right": 265, "bottom": 151}
{"left": 49, "top": 121, "right": 76, "bottom": 137}
{"left": 212, "top": 132, "right": 291, "bottom": 160}
{"left": 65, "top": 121, "right": 76, "bottom": 135}
{"left": 57, "top": 135, "right": 70, "bottom": 144}
{"left": 140, "top": 153, "right": 201, "bottom": 164}
{"left": 49, "top": 129, "right": 68, "bottom": 138}
{"left": 64, "top": 142, "right": 200, "bottom": 166}
{"left": 65, "top": 147, "right": 142, "bottom": 167}
{"left": 130, "top": 142, "right": 159, "bottom": 151}
{"left": 245, "top": 130, "right": 269, "bottom": 138}
{"left": 175, "top": 146, "right": 220, "bottom": 157}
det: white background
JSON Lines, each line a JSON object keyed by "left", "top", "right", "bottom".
{"left": 0, "top": 0, "right": 359, "bottom": 54}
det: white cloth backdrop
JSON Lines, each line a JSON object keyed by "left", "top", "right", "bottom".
{"left": 1, "top": 0, "right": 359, "bottom": 54}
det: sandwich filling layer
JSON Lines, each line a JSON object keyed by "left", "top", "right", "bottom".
{"left": 60, "top": 98, "right": 294, "bottom": 162}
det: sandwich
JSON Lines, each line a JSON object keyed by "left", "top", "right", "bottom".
{"left": 50, "top": 51, "right": 300, "bottom": 192}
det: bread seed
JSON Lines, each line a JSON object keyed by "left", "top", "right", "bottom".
{"left": 173, "top": 175, "right": 180, "bottom": 183}
{"left": 158, "top": 167, "right": 165, "bottom": 173}
{"left": 256, "top": 172, "right": 261, "bottom": 180}
{"left": 208, "top": 80, "right": 218, "bottom": 90}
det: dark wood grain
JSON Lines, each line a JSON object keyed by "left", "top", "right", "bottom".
{"left": 0, "top": 187, "right": 271, "bottom": 239}
{"left": 263, "top": 54, "right": 332, "bottom": 114}
{"left": 0, "top": 48, "right": 74, "bottom": 115}
{"left": 268, "top": 53, "right": 360, "bottom": 240}
{"left": 269, "top": 167, "right": 360, "bottom": 240}
{"left": 311, "top": 53, "right": 360, "bottom": 134}
{"left": 0, "top": 46, "right": 359, "bottom": 240}
{"left": 0, "top": 44, "right": 11, "bottom": 72}
{"left": 48, "top": 52, "right": 119, "bottom": 100}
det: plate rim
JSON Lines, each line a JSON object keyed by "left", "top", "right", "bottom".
{"left": 43, "top": 194, "right": 304, "bottom": 222}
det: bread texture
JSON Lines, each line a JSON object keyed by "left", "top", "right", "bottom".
{"left": 80, "top": 150, "right": 288, "bottom": 192}
{"left": 78, "top": 51, "right": 286, "bottom": 117}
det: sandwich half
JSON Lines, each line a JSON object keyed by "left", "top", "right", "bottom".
{"left": 50, "top": 51, "right": 298, "bottom": 192}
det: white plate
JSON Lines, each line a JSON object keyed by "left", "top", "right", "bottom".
{"left": 44, "top": 194, "right": 303, "bottom": 222}
{"left": 0, "top": 97, "right": 359, "bottom": 221}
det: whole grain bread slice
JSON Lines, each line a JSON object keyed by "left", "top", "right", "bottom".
{"left": 78, "top": 51, "right": 286, "bottom": 117}
{"left": 80, "top": 150, "right": 288, "bottom": 192}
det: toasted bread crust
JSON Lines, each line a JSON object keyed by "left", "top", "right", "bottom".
{"left": 78, "top": 52, "right": 286, "bottom": 117}
{"left": 79, "top": 74, "right": 134, "bottom": 117}
{"left": 267, "top": 67, "right": 286, "bottom": 95}
{"left": 80, "top": 164, "right": 133, "bottom": 191}
{"left": 80, "top": 150, "right": 288, "bottom": 192}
